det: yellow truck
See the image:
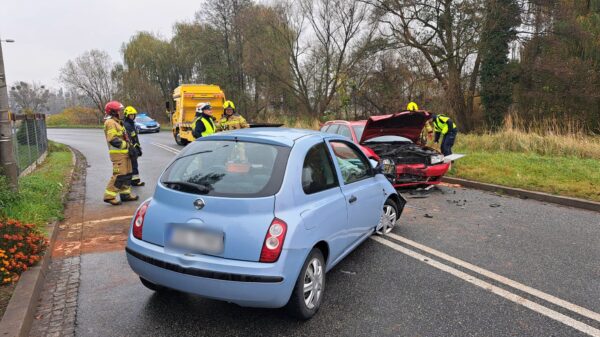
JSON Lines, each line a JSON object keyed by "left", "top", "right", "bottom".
{"left": 169, "top": 84, "right": 225, "bottom": 145}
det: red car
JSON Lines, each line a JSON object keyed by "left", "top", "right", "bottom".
{"left": 321, "top": 110, "right": 450, "bottom": 188}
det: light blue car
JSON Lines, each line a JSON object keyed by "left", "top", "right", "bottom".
{"left": 126, "top": 128, "right": 405, "bottom": 319}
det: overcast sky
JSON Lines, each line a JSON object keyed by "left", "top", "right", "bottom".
{"left": 0, "top": 0, "right": 201, "bottom": 88}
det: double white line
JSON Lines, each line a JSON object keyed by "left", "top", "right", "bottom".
{"left": 151, "top": 142, "right": 181, "bottom": 155}
{"left": 372, "top": 234, "right": 600, "bottom": 336}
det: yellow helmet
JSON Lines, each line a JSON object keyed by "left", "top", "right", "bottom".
{"left": 223, "top": 100, "right": 235, "bottom": 110}
{"left": 124, "top": 106, "right": 138, "bottom": 116}
{"left": 407, "top": 102, "right": 419, "bottom": 111}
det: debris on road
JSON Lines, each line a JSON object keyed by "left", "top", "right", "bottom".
{"left": 490, "top": 203, "right": 501, "bottom": 208}
{"left": 340, "top": 270, "right": 357, "bottom": 275}
{"left": 424, "top": 214, "right": 434, "bottom": 218}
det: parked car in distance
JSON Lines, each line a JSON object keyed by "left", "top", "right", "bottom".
{"left": 135, "top": 113, "right": 161, "bottom": 133}
{"left": 321, "top": 110, "right": 450, "bottom": 188}
{"left": 126, "top": 128, "right": 405, "bottom": 319}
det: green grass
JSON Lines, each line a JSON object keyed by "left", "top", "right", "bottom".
{"left": 0, "top": 141, "right": 74, "bottom": 227}
{"left": 449, "top": 145, "right": 600, "bottom": 202}
{"left": 47, "top": 124, "right": 102, "bottom": 129}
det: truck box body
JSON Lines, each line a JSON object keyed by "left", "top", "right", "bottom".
{"left": 171, "top": 84, "right": 225, "bottom": 145}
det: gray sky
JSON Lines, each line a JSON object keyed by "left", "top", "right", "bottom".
{"left": 0, "top": 0, "right": 200, "bottom": 88}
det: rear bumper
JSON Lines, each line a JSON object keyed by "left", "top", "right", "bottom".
{"left": 126, "top": 235, "right": 306, "bottom": 308}
{"left": 393, "top": 162, "right": 450, "bottom": 187}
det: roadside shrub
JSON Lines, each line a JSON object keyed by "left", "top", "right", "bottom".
{"left": 0, "top": 219, "right": 47, "bottom": 284}
{"left": 47, "top": 106, "right": 101, "bottom": 126}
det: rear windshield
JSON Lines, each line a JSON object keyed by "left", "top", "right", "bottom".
{"left": 161, "top": 140, "right": 290, "bottom": 197}
{"left": 136, "top": 116, "right": 154, "bottom": 123}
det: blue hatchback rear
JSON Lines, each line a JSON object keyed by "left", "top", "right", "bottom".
{"left": 126, "top": 128, "right": 405, "bottom": 319}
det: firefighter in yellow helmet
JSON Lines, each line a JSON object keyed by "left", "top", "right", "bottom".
{"left": 218, "top": 100, "right": 249, "bottom": 131}
{"left": 122, "top": 106, "right": 144, "bottom": 186}
{"left": 191, "top": 102, "right": 217, "bottom": 139}
{"left": 103, "top": 101, "right": 138, "bottom": 205}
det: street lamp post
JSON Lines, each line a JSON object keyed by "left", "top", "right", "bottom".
{"left": 0, "top": 37, "right": 18, "bottom": 191}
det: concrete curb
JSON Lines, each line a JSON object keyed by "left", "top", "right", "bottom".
{"left": 0, "top": 146, "right": 79, "bottom": 337}
{"left": 442, "top": 177, "right": 600, "bottom": 213}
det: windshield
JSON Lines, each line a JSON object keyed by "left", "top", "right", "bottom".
{"left": 161, "top": 140, "right": 290, "bottom": 197}
{"left": 364, "top": 135, "right": 412, "bottom": 143}
{"left": 352, "top": 125, "right": 365, "bottom": 141}
{"left": 135, "top": 116, "right": 154, "bottom": 123}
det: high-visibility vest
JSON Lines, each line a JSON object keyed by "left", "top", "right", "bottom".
{"left": 192, "top": 116, "right": 216, "bottom": 137}
{"left": 433, "top": 114, "right": 457, "bottom": 135}
{"left": 104, "top": 118, "right": 128, "bottom": 154}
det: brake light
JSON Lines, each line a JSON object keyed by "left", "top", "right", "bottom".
{"left": 132, "top": 200, "right": 150, "bottom": 240}
{"left": 260, "top": 218, "right": 287, "bottom": 263}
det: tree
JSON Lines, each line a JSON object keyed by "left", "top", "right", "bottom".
{"left": 59, "top": 50, "right": 115, "bottom": 122}
{"left": 9, "top": 81, "right": 50, "bottom": 113}
{"left": 364, "top": 0, "right": 484, "bottom": 131}
{"left": 479, "top": 0, "right": 521, "bottom": 130}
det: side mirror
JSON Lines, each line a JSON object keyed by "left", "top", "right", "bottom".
{"left": 369, "top": 158, "right": 379, "bottom": 169}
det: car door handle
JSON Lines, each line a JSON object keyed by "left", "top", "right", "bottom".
{"left": 348, "top": 195, "right": 357, "bottom": 204}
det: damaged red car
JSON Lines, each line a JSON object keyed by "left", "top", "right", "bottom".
{"left": 320, "top": 110, "right": 450, "bottom": 188}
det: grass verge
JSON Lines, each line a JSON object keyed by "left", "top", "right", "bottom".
{"left": 0, "top": 141, "right": 74, "bottom": 318}
{"left": 47, "top": 124, "right": 102, "bottom": 129}
{"left": 449, "top": 134, "right": 600, "bottom": 202}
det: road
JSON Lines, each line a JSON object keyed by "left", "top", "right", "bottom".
{"left": 30, "top": 128, "right": 600, "bottom": 337}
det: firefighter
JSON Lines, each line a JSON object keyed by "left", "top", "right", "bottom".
{"left": 122, "top": 106, "right": 145, "bottom": 186}
{"left": 103, "top": 101, "right": 138, "bottom": 206}
{"left": 218, "top": 100, "right": 249, "bottom": 131}
{"left": 432, "top": 113, "right": 458, "bottom": 156}
{"left": 191, "top": 102, "right": 217, "bottom": 139}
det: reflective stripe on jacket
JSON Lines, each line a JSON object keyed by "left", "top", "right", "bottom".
{"left": 104, "top": 118, "right": 129, "bottom": 154}
{"left": 219, "top": 114, "right": 249, "bottom": 131}
{"left": 433, "top": 115, "right": 457, "bottom": 135}
{"left": 192, "top": 116, "right": 216, "bottom": 137}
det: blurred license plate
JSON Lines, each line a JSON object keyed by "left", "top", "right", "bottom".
{"left": 170, "top": 227, "right": 223, "bottom": 254}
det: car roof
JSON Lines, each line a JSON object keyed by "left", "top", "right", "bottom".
{"left": 325, "top": 120, "right": 366, "bottom": 126}
{"left": 204, "top": 127, "right": 332, "bottom": 147}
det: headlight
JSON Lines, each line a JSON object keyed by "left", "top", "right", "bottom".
{"left": 156, "top": 123, "right": 160, "bottom": 127}
{"left": 430, "top": 154, "right": 444, "bottom": 164}
{"left": 382, "top": 158, "right": 395, "bottom": 175}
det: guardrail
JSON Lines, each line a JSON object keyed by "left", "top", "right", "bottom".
{"left": 10, "top": 113, "right": 48, "bottom": 176}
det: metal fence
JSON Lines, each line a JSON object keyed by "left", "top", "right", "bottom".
{"left": 10, "top": 113, "right": 48, "bottom": 176}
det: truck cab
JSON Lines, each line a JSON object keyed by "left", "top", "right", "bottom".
{"left": 170, "top": 84, "right": 225, "bottom": 145}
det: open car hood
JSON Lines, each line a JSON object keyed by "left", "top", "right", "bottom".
{"left": 359, "top": 110, "right": 431, "bottom": 143}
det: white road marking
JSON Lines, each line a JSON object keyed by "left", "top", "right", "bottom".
{"left": 386, "top": 232, "right": 600, "bottom": 324}
{"left": 371, "top": 236, "right": 600, "bottom": 337}
{"left": 151, "top": 142, "right": 181, "bottom": 155}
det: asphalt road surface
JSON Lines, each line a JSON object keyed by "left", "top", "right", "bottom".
{"left": 35, "top": 128, "right": 600, "bottom": 337}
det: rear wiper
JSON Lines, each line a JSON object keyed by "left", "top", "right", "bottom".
{"left": 161, "top": 181, "right": 211, "bottom": 194}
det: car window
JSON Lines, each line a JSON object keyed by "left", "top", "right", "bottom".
{"left": 352, "top": 125, "right": 364, "bottom": 141}
{"left": 302, "top": 143, "right": 339, "bottom": 194}
{"left": 320, "top": 125, "right": 330, "bottom": 132}
{"left": 338, "top": 125, "right": 352, "bottom": 139}
{"left": 161, "top": 140, "right": 290, "bottom": 197}
{"left": 326, "top": 124, "right": 339, "bottom": 134}
{"left": 330, "top": 141, "right": 372, "bottom": 184}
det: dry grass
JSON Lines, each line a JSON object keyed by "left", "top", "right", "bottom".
{"left": 261, "top": 115, "right": 321, "bottom": 130}
{"left": 457, "top": 114, "right": 600, "bottom": 159}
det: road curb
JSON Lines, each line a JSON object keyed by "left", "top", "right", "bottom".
{"left": 0, "top": 146, "right": 79, "bottom": 337}
{"left": 442, "top": 177, "right": 600, "bottom": 213}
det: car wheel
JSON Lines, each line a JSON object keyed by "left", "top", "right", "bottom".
{"left": 287, "top": 248, "right": 325, "bottom": 320}
{"left": 174, "top": 128, "right": 189, "bottom": 146}
{"left": 376, "top": 198, "right": 398, "bottom": 235}
{"left": 139, "top": 277, "right": 166, "bottom": 292}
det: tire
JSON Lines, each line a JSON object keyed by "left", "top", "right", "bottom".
{"left": 376, "top": 198, "right": 398, "bottom": 235}
{"left": 139, "top": 277, "right": 166, "bottom": 292}
{"left": 287, "top": 248, "right": 326, "bottom": 320}
{"left": 174, "top": 128, "right": 189, "bottom": 146}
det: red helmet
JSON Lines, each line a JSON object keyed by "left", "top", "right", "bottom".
{"left": 104, "top": 101, "right": 124, "bottom": 115}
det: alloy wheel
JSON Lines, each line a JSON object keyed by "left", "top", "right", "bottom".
{"left": 303, "top": 258, "right": 324, "bottom": 309}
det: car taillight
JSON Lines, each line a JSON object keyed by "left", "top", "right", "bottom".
{"left": 132, "top": 200, "right": 150, "bottom": 240}
{"left": 260, "top": 218, "right": 287, "bottom": 263}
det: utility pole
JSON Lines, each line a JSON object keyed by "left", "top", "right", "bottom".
{"left": 0, "top": 37, "right": 18, "bottom": 191}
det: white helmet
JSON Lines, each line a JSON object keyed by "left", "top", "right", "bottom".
{"left": 196, "top": 102, "right": 211, "bottom": 114}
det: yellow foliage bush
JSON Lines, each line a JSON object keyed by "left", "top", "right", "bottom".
{"left": 47, "top": 107, "right": 101, "bottom": 126}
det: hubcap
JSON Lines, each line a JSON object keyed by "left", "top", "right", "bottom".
{"left": 303, "top": 258, "right": 323, "bottom": 309}
{"left": 377, "top": 204, "right": 397, "bottom": 234}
